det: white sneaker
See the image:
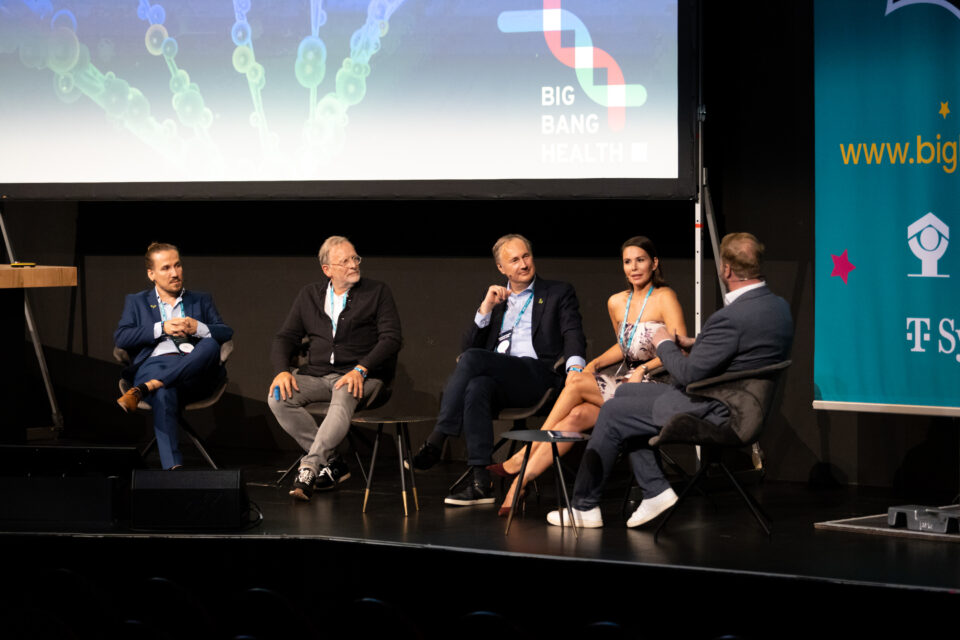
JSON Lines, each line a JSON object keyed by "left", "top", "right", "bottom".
{"left": 626, "top": 487, "right": 678, "bottom": 527}
{"left": 546, "top": 506, "right": 603, "bottom": 528}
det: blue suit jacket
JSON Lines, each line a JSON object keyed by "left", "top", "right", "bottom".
{"left": 114, "top": 289, "right": 233, "bottom": 380}
{"left": 462, "top": 278, "right": 586, "bottom": 372}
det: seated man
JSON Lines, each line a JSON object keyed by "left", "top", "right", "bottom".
{"left": 550, "top": 232, "right": 793, "bottom": 528}
{"left": 115, "top": 242, "right": 233, "bottom": 470}
{"left": 268, "top": 236, "right": 402, "bottom": 501}
{"left": 414, "top": 233, "right": 587, "bottom": 506}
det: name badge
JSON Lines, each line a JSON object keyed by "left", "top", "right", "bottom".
{"left": 496, "top": 329, "right": 513, "bottom": 355}
{"left": 178, "top": 342, "right": 195, "bottom": 354}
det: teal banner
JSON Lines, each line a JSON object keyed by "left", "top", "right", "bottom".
{"left": 815, "top": 0, "right": 960, "bottom": 413}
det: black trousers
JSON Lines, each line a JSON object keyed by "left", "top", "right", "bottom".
{"left": 434, "top": 348, "right": 557, "bottom": 466}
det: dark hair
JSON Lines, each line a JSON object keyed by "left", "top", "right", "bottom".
{"left": 621, "top": 236, "right": 666, "bottom": 287}
{"left": 145, "top": 242, "right": 179, "bottom": 270}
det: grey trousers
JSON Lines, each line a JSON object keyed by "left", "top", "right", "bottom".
{"left": 268, "top": 372, "right": 382, "bottom": 472}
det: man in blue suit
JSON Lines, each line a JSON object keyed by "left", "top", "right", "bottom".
{"left": 114, "top": 243, "right": 233, "bottom": 470}
{"left": 549, "top": 232, "right": 793, "bottom": 528}
{"left": 413, "top": 234, "right": 587, "bottom": 506}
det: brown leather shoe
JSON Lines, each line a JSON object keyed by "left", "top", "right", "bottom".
{"left": 117, "top": 387, "right": 142, "bottom": 413}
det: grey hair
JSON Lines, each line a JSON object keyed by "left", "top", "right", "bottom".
{"left": 318, "top": 236, "right": 351, "bottom": 265}
{"left": 491, "top": 234, "right": 532, "bottom": 264}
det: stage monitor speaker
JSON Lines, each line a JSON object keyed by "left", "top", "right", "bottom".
{"left": 131, "top": 469, "right": 250, "bottom": 531}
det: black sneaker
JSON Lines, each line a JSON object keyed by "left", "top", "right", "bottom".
{"left": 315, "top": 456, "right": 351, "bottom": 491}
{"left": 444, "top": 468, "right": 495, "bottom": 506}
{"left": 412, "top": 441, "right": 442, "bottom": 471}
{"left": 289, "top": 467, "right": 316, "bottom": 502}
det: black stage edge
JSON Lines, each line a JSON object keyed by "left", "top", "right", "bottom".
{"left": 3, "top": 457, "right": 959, "bottom": 640}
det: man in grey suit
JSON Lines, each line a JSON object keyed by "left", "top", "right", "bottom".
{"left": 549, "top": 232, "right": 793, "bottom": 528}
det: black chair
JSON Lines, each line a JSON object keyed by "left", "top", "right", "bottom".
{"left": 113, "top": 341, "right": 233, "bottom": 469}
{"left": 648, "top": 360, "right": 792, "bottom": 539}
{"left": 273, "top": 339, "right": 392, "bottom": 486}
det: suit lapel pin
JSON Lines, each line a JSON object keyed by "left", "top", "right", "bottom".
{"left": 150, "top": 304, "right": 157, "bottom": 308}
{"left": 538, "top": 298, "right": 543, "bottom": 304}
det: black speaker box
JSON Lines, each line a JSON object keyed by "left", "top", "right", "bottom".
{"left": 131, "top": 469, "right": 250, "bottom": 531}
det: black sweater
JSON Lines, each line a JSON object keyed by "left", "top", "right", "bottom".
{"left": 270, "top": 278, "right": 402, "bottom": 382}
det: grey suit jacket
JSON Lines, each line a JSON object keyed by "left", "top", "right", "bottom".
{"left": 646, "top": 286, "right": 793, "bottom": 431}
{"left": 656, "top": 286, "right": 793, "bottom": 387}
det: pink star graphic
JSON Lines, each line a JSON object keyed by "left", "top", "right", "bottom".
{"left": 831, "top": 249, "right": 856, "bottom": 284}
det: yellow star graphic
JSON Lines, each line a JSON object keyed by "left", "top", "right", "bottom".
{"left": 939, "top": 101, "right": 950, "bottom": 119}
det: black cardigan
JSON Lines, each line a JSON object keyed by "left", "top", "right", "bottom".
{"left": 270, "top": 278, "right": 402, "bottom": 382}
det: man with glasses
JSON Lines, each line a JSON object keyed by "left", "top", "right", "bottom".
{"left": 269, "top": 236, "right": 402, "bottom": 500}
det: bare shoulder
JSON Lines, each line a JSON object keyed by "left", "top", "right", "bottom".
{"left": 654, "top": 286, "right": 680, "bottom": 304}
{"left": 607, "top": 290, "right": 629, "bottom": 311}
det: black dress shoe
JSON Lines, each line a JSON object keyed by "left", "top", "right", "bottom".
{"left": 444, "top": 478, "right": 495, "bottom": 506}
{"left": 412, "top": 442, "right": 442, "bottom": 470}
{"left": 444, "top": 467, "right": 495, "bottom": 506}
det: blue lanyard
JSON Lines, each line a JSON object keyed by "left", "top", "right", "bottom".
{"left": 618, "top": 286, "right": 654, "bottom": 351}
{"left": 157, "top": 294, "right": 185, "bottom": 323}
{"left": 500, "top": 289, "right": 534, "bottom": 333}
{"left": 327, "top": 282, "right": 346, "bottom": 335}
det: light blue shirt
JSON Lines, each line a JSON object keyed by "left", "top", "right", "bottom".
{"left": 325, "top": 284, "right": 349, "bottom": 364}
{"left": 150, "top": 288, "right": 211, "bottom": 357}
{"left": 474, "top": 279, "right": 586, "bottom": 373}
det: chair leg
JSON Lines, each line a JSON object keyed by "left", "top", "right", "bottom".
{"left": 718, "top": 461, "right": 772, "bottom": 537}
{"left": 275, "top": 454, "right": 304, "bottom": 487}
{"left": 178, "top": 416, "right": 218, "bottom": 469}
{"left": 448, "top": 434, "right": 512, "bottom": 492}
{"left": 346, "top": 429, "right": 368, "bottom": 485}
{"left": 654, "top": 459, "right": 711, "bottom": 541}
{"left": 140, "top": 437, "right": 158, "bottom": 460}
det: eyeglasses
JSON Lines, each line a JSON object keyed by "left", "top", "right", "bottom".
{"left": 326, "top": 255, "right": 362, "bottom": 269}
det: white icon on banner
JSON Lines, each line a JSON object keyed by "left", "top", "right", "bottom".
{"left": 907, "top": 212, "right": 950, "bottom": 278}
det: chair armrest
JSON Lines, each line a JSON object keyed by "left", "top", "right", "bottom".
{"left": 684, "top": 360, "right": 792, "bottom": 394}
{"left": 113, "top": 347, "right": 132, "bottom": 365}
{"left": 220, "top": 340, "right": 234, "bottom": 365}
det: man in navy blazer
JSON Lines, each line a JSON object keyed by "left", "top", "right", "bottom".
{"left": 549, "top": 232, "right": 793, "bottom": 528}
{"left": 414, "top": 234, "right": 587, "bottom": 506}
{"left": 114, "top": 243, "right": 233, "bottom": 469}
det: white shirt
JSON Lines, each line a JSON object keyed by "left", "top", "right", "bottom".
{"left": 724, "top": 281, "right": 766, "bottom": 306}
{"left": 150, "top": 288, "right": 211, "bottom": 357}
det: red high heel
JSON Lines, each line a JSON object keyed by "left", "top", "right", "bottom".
{"left": 497, "top": 490, "right": 526, "bottom": 517}
{"left": 486, "top": 463, "right": 518, "bottom": 479}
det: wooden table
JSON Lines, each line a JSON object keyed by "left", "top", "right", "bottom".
{"left": 0, "top": 265, "right": 77, "bottom": 289}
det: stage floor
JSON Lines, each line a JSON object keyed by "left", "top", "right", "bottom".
{"left": 7, "top": 449, "right": 960, "bottom": 595}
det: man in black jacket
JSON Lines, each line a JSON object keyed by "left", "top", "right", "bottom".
{"left": 269, "top": 236, "right": 402, "bottom": 501}
{"left": 413, "top": 234, "right": 586, "bottom": 506}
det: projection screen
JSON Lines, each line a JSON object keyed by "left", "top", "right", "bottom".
{"left": 0, "top": 0, "right": 695, "bottom": 199}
